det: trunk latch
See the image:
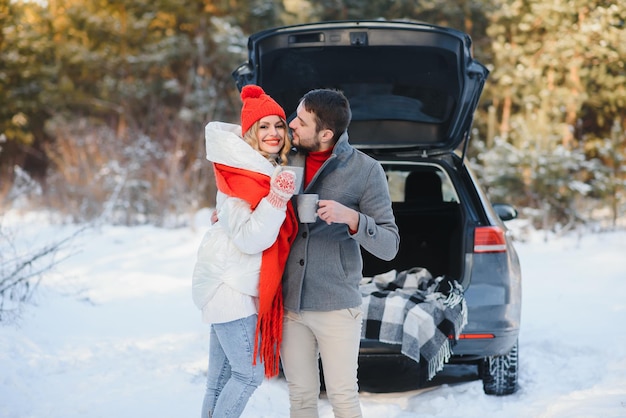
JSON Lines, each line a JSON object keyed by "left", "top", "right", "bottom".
{"left": 350, "top": 32, "right": 368, "bottom": 46}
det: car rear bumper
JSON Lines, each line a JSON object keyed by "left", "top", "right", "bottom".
{"left": 359, "top": 299, "right": 521, "bottom": 361}
{"left": 359, "top": 329, "right": 519, "bottom": 361}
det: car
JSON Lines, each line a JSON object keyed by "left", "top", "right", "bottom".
{"left": 233, "top": 20, "right": 522, "bottom": 396}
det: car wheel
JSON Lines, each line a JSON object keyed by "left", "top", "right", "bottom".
{"left": 479, "top": 339, "right": 519, "bottom": 395}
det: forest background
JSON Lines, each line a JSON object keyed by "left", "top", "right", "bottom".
{"left": 1, "top": 0, "right": 625, "bottom": 230}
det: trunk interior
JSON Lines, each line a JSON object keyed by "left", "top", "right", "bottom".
{"left": 361, "top": 165, "right": 463, "bottom": 283}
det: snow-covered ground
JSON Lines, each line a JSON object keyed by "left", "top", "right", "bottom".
{"left": 1, "top": 211, "right": 625, "bottom": 418}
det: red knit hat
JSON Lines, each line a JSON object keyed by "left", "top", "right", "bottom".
{"left": 240, "top": 85, "right": 286, "bottom": 134}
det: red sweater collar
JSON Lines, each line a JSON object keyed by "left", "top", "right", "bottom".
{"left": 305, "top": 148, "right": 333, "bottom": 188}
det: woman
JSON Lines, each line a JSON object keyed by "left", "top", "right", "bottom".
{"left": 192, "top": 85, "right": 298, "bottom": 417}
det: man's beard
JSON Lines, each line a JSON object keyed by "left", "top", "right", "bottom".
{"left": 293, "top": 143, "right": 311, "bottom": 154}
{"left": 293, "top": 137, "right": 320, "bottom": 153}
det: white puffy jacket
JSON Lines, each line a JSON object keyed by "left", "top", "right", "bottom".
{"left": 191, "top": 122, "right": 288, "bottom": 311}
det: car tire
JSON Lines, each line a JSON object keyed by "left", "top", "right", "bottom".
{"left": 479, "top": 339, "right": 519, "bottom": 395}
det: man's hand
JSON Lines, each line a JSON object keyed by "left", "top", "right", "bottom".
{"left": 317, "top": 200, "right": 359, "bottom": 231}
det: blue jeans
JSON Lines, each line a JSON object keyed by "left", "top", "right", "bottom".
{"left": 201, "top": 314, "right": 264, "bottom": 418}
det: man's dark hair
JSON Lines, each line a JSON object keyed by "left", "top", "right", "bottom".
{"left": 301, "top": 89, "right": 352, "bottom": 143}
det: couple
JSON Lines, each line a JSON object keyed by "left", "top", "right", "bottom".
{"left": 192, "top": 85, "right": 399, "bottom": 418}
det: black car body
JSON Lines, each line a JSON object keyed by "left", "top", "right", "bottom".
{"left": 233, "top": 20, "right": 522, "bottom": 395}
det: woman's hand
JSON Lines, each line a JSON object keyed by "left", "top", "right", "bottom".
{"left": 267, "top": 167, "right": 296, "bottom": 208}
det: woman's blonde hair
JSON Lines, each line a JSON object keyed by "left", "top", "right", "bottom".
{"left": 242, "top": 117, "right": 292, "bottom": 166}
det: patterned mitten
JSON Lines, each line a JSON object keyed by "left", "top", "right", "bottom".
{"left": 267, "top": 167, "right": 296, "bottom": 208}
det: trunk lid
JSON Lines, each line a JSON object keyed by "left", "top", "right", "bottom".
{"left": 233, "top": 20, "right": 489, "bottom": 158}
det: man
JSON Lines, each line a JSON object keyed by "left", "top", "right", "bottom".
{"left": 281, "top": 89, "right": 399, "bottom": 418}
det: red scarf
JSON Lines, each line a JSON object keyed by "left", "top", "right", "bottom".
{"left": 213, "top": 162, "right": 298, "bottom": 377}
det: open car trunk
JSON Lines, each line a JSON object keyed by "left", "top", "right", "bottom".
{"left": 235, "top": 20, "right": 521, "bottom": 395}
{"left": 358, "top": 162, "right": 467, "bottom": 387}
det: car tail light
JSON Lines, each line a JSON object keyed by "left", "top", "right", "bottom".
{"left": 474, "top": 226, "right": 507, "bottom": 253}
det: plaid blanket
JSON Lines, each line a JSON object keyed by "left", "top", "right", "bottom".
{"left": 360, "top": 267, "right": 468, "bottom": 381}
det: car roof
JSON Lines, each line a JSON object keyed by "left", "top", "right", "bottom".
{"left": 233, "top": 20, "right": 489, "bottom": 156}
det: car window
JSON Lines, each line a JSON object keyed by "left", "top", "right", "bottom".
{"left": 385, "top": 166, "right": 459, "bottom": 204}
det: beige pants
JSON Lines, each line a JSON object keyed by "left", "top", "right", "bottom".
{"left": 281, "top": 308, "right": 363, "bottom": 418}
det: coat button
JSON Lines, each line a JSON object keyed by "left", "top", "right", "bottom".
{"left": 299, "top": 259, "right": 305, "bottom": 266}
{"left": 302, "top": 232, "right": 307, "bottom": 238}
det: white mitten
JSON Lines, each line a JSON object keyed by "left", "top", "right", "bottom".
{"left": 267, "top": 167, "right": 296, "bottom": 208}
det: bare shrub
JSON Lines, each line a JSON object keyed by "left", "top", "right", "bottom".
{"left": 40, "top": 116, "right": 216, "bottom": 226}
{"left": 0, "top": 218, "right": 86, "bottom": 323}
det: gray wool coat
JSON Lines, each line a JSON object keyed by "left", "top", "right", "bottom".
{"left": 282, "top": 132, "right": 400, "bottom": 312}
